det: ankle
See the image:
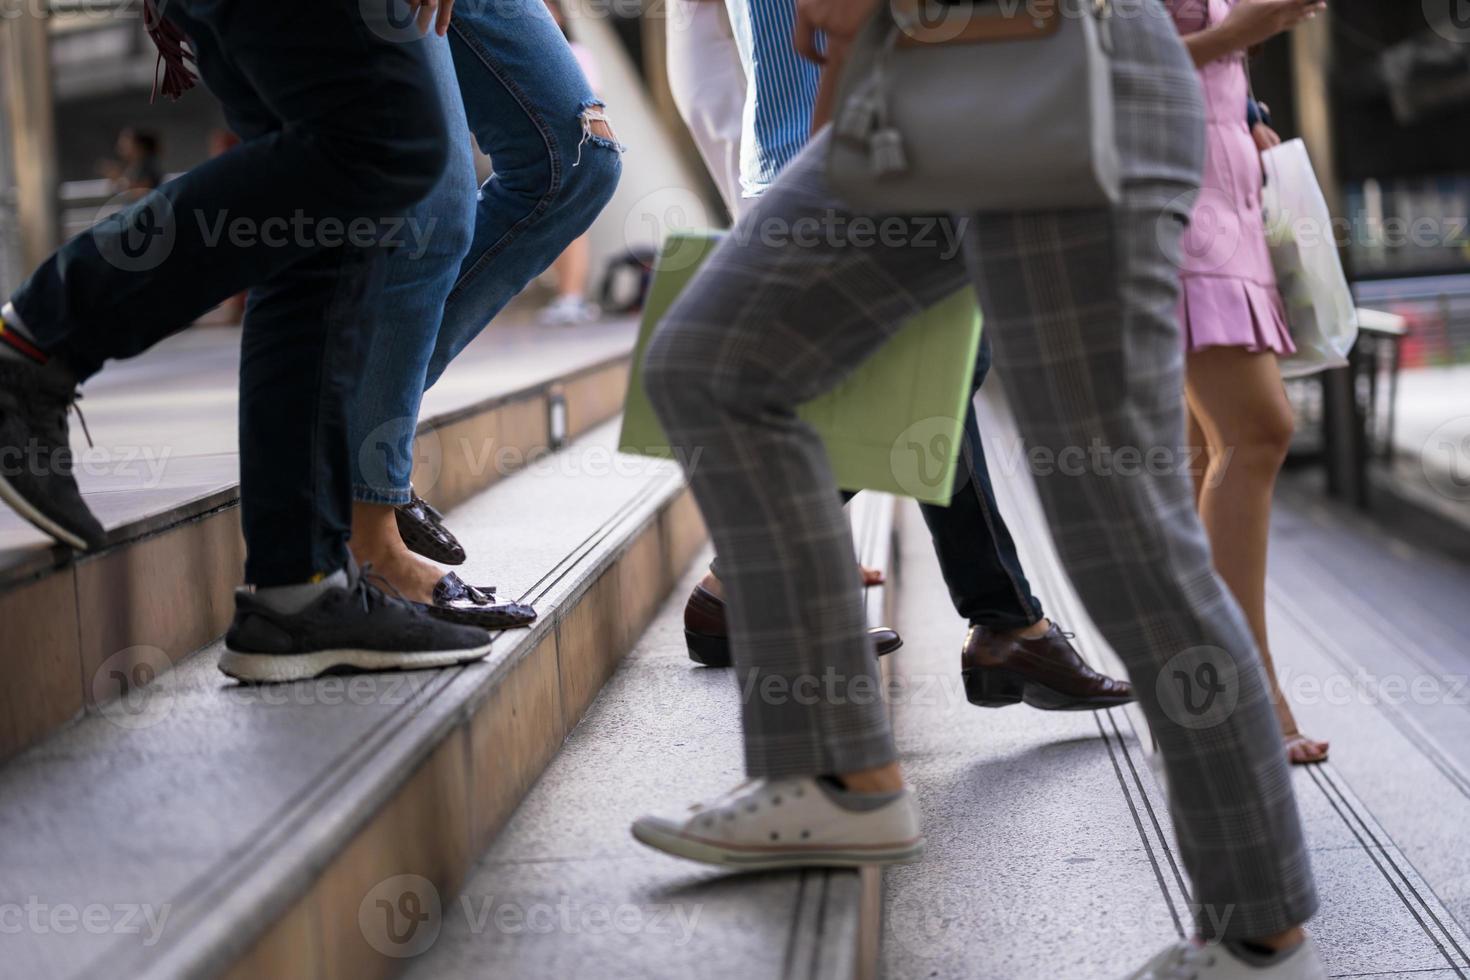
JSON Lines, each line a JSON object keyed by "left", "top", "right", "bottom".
{"left": 1246, "top": 926, "right": 1306, "bottom": 953}
{"left": 832, "top": 762, "right": 904, "bottom": 794}
{"left": 700, "top": 570, "right": 725, "bottom": 600}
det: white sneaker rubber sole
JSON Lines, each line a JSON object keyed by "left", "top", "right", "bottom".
{"left": 0, "top": 471, "right": 89, "bottom": 550}
{"left": 631, "top": 820, "right": 925, "bottom": 870}
{"left": 218, "top": 642, "right": 494, "bottom": 684}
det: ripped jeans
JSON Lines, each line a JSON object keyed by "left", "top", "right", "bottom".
{"left": 352, "top": 0, "right": 622, "bottom": 503}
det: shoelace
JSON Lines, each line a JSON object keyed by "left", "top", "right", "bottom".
{"left": 688, "top": 779, "right": 761, "bottom": 815}
{"left": 355, "top": 564, "right": 414, "bottom": 615}
{"left": 26, "top": 380, "right": 94, "bottom": 450}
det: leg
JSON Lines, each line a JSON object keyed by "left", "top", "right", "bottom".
{"left": 6, "top": 0, "right": 448, "bottom": 579}
{"left": 934, "top": 332, "right": 1136, "bottom": 713}
{"left": 917, "top": 332, "right": 1044, "bottom": 631}
{"left": 1187, "top": 347, "right": 1326, "bottom": 763}
{"left": 423, "top": 0, "right": 623, "bottom": 386}
{"left": 643, "top": 134, "right": 969, "bottom": 779}
{"left": 959, "top": 5, "right": 1315, "bottom": 939}
{"left": 347, "top": 34, "right": 478, "bottom": 601}
{"left": 11, "top": 0, "right": 446, "bottom": 382}
{"left": 1186, "top": 401, "right": 1210, "bottom": 508}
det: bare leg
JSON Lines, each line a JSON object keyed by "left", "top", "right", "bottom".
{"left": 1186, "top": 347, "right": 1328, "bottom": 764}
{"left": 349, "top": 502, "right": 446, "bottom": 604}
{"left": 1186, "top": 403, "right": 1210, "bottom": 510}
{"left": 552, "top": 233, "right": 591, "bottom": 302}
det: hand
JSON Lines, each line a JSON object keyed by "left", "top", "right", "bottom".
{"left": 1252, "top": 121, "right": 1282, "bottom": 152}
{"left": 407, "top": 0, "right": 454, "bottom": 36}
{"left": 1221, "top": 0, "right": 1326, "bottom": 50}
{"left": 794, "top": 0, "right": 881, "bottom": 65}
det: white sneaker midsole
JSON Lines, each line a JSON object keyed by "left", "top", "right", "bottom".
{"left": 218, "top": 642, "right": 493, "bottom": 683}
{"left": 631, "top": 821, "right": 925, "bottom": 869}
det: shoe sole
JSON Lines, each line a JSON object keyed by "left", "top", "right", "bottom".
{"left": 0, "top": 471, "right": 90, "bottom": 550}
{"left": 686, "top": 630, "right": 904, "bottom": 669}
{"left": 421, "top": 602, "right": 537, "bottom": 631}
{"left": 631, "top": 822, "right": 925, "bottom": 870}
{"left": 962, "top": 666, "right": 1135, "bottom": 711}
{"left": 218, "top": 642, "right": 494, "bottom": 684}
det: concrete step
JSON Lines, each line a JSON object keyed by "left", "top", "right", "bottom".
{"left": 875, "top": 384, "right": 1470, "bottom": 978}
{"left": 0, "top": 418, "right": 706, "bottom": 980}
{"left": 397, "top": 493, "right": 901, "bottom": 980}
{"left": 0, "top": 314, "right": 637, "bottom": 762}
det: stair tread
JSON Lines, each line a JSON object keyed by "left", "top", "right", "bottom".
{"left": 0, "top": 313, "right": 637, "bottom": 584}
{"left": 0, "top": 419, "right": 681, "bottom": 980}
{"left": 402, "top": 499, "right": 897, "bottom": 980}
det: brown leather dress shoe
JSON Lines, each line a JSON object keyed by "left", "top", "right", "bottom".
{"left": 684, "top": 584, "right": 902, "bottom": 668}
{"left": 961, "top": 622, "right": 1133, "bottom": 710}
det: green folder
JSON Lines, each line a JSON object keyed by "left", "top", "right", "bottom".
{"left": 618, "top": 231, "right": 983, "bottom": 506}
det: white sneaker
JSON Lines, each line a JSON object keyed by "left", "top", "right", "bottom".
{"left": 1126, "top": 937, "right": 1326, "bottom": 980}
{"left": 631, "top": 777, "right": 925, "bottom": 870}
{"left": 538, "top": 296, "right": 599, "bottom": 325}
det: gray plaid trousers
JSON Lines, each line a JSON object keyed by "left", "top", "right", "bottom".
{"left": 643, "top": 0, "right": 1316, "bottom": 941}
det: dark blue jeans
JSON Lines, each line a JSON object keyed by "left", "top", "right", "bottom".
{"left": 9, "top": 0, "right": 448, "bottom": 585}
{"left": 917, "top": 332, "right": 1044, "bottom": 631}
{"left": 352, "top": 2, "right": 622, "bottom": 504}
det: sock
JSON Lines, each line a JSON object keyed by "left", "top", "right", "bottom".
{"left": 0, "top": 303, "right": 49, "bottom": 365}
{"left": 254, "top": 569, "right": 349, "bottom": 614}
{"left": 815, "top": 775, "right": 904, "bottom": 812}
{"left": 1225, "top": 938, "right": 1302, "bottom": 968}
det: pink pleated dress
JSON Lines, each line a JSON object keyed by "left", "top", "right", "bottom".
{"left": 1166, "top": 0, "right": 1294, "bottom": 355}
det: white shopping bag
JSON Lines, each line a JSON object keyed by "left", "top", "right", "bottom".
{"left": 1260, "top": 139, "right": 1358, "bottom": 378}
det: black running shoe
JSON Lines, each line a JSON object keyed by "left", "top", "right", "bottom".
{"left": 0, "top": 358, "right": 106, "bottom": 550}
{"left": 395, "top": 490, "right": 466, "bottom": 565}
{"left": 219, "top": 564, "right": 493, "bottom": 683}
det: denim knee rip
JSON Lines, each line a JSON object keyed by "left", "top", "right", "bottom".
{"left": 574, "top": 100, "right": 624, "bottom": 165}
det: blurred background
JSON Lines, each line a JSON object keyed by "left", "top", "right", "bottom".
{"left": 3, "top": 0, "right": 1468, "bottom": 538}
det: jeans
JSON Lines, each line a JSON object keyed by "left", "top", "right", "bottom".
{"left": 917, "top": 333, "right": 1045, "bottom": 631}
{"left": 352, "top": 0, "right": 623, "bottom": 504}
{"left": 9, "top": 0, "right": 447, "bottom": 585}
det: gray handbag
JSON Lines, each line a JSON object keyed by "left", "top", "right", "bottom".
{"left": 828, "top": 0, "right": 1120, "bottom": 212}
